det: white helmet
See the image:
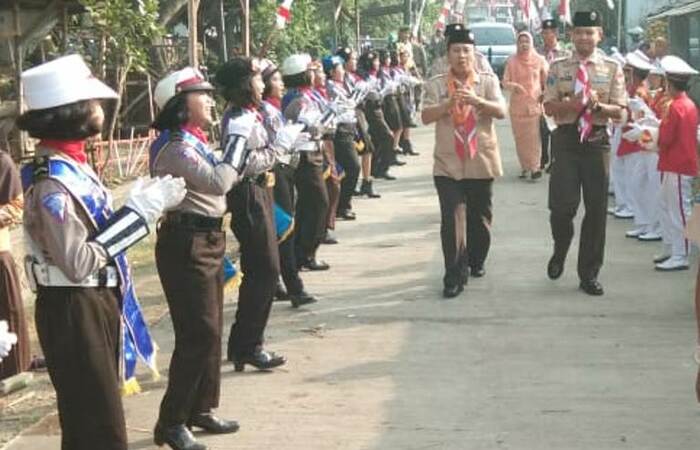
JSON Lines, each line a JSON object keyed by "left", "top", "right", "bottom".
{"left": 154, "top": 67, "right": 213, "bottom": 109}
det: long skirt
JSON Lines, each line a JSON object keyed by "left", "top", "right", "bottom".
{"left": 0, "top": 251, "right": 30, "bottom": 379}
{"left": 510, "top": 112, "right": 542, "bottom": 172}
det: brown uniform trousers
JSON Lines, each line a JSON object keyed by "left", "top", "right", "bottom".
{"left": 227, "top": 180, "right": 280, "bottom": 358}
{"left": 0, "top": 251, "right": 30, "bottom": 379}
{"left": 294, "top": 155, "right": 329, "bottom": 263}
{"left": 156, "top": 219, "right": 225, "bottom": 426}
{"left": 364, "top": 98, "right": 396, "bottom": 177}
{"left": 334, "top": 123, "right": 361, "bottom": 212}
{"left": 273, "top": 163, "right": 304, "bottom": 295}
{"left": 434, "top": 176, "right": 494, "bottom": 288}
{"left": 35, "top": 286, "right": 127, "bottom": 450}
{"left": 548, "top": 125, "right": 609, "bottom": 281}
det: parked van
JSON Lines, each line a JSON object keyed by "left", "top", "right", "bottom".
{"left": 469, "top": 21, "right": 516, "bottom": 79}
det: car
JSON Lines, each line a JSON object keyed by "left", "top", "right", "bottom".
{"left": 469, "top": 22, "right": 517, "bottom": 79}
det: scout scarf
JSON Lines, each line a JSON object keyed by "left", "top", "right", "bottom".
{"left": 38, "top": 139, "right": 87, "bottom": 164}
{"left": 447, "top": 70, "right": 478, "bottom": 160}
{"left": 575, "top": 61, "right": 593, "bottom": 142}
{"left": 149, "top": 127, "right": 217, "bottom": 176}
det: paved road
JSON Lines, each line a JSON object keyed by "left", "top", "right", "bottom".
{"left": 6, "top": 119, "right": 699, "bottom": 450}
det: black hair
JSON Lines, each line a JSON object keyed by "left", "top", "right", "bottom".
{"left": 358, "top": 51, "right": 378, "bottom": 73}
{"left": 16, "top": 100, "right": 101, "bottom": 140}
{"left": 668, "top": 77, "right": 689, "bottom": 92}
{"left": 390, "top": 50, "right": 399, "bottom": 66}
{"left": 216, "top": 58, "right": 258, "bottom": 107}
{"left": 282, "top": 71, "right": 312, "bottom": 89}
{"left": 632, "top": 68, "right": 650, "bottom": 81}
{"left": 151, "top": 94, "right": 189, "bottom": 131}
{"left": 263, "top": 70, "right": 280, "bottom": 99}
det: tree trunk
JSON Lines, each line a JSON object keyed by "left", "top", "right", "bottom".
{"left": 103, "top": 57, "right": 132, "bottom": 174}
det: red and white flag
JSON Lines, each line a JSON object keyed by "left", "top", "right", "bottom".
{"left": 275, "top": 0, "right": 294, "bottom": 29}
{"left": 436, "top": 0, "right": 453, "bottom": 31}
{"left": 575, "top": 62, "right": 593, "bottom": 142}
{"left": 559, "top": 0, "right": 571, "bottom": 24}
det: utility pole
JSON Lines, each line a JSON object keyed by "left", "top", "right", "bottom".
{"left": 244, "top": 0, "right": 250, "bottom": 56}
{"left": 188, "top": 0, "right": 200, "bottom": 67}
{"left": 219, "top": 0, "right": 228, "bottom": 62}
{"left": 616, "top": 0, "right": 624, "bottom": 50}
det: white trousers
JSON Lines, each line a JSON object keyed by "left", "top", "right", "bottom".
{"left": 659, "top": 172, "right": 693, "bottom": 257}
{"left": 612, "top": 153, "right": 631, "bottom": 210}
{"left": 626, "top": 152, "right": 661, "bottom": 229}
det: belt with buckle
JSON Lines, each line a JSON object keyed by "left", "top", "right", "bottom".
{"left": 165, "top": 212, "right": 223, "bottom": 230}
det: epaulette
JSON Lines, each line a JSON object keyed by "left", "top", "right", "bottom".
{"left": 551, "top": 55, "right": 569, "bottom": 66}
{"left": 20, "top": 156, "right": 49, "bottom": 191}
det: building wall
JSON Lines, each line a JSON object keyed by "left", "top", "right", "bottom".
{"left": 623, "top": 0, "right": 674, "bottom": 48}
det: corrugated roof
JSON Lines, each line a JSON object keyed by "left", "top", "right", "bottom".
{"left": 647, "top": 0, "right": 700, "bottom": 20}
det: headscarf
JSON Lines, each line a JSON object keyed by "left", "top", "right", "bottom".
{"left": 514, "top": 32, "right": 541, "bottom": 69}
{"left": 504, "top": 31, "right": 548, "bottom": 101}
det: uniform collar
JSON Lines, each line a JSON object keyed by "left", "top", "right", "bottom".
{"left": 573, "top": 49, "right": 602, "bottom": 65}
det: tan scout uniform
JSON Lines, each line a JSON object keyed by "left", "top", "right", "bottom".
{"left": 539, "top": 43, "right": 572, "bottom": 169}
{"left": 543, "top": 51, "right": 627, "bottom": 283}
{"left": 152, "top": 131, "right": 240, "bottom": 427}
{"left": 423, "top": 70, "right": 506, "bottom": 287}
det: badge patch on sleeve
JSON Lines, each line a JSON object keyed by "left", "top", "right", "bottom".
{"left": 42, "top": 192, "right": 68, "bottom": 223}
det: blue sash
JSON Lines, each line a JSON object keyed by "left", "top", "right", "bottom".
{"left": 274, "top": 202, "right": 294, "bottom": 243}
{"left": 149, "top": 129, "right": 219, "bottom": 176}
{"left": 22, "top": 158, "right": 157, "bottom": 394}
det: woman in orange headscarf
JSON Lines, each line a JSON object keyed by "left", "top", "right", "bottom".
{"left": 503, "top": 31, "right": 549, "bottom": 180}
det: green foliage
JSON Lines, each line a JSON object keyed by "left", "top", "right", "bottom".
{"left": 81, "top": 0, "right": 164, "bottom": 72}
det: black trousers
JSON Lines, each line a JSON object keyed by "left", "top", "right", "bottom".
{"left": 548, "top": 126, "right": 609, "bottom": 281}
{"left": 294, "top": 158, "right": 329, "bottom": 262}
{"left": 35, "top": 286, "right": 127, "bottom": 450}
{"left": 540, "top": 116, "right": 552, "bottom": 169}
{"left": 273, "top": 164, "right": 304, "bottom": 295}
{"left": 365, "top": 99, "right": 395, "bottom": 176}
{"left": 356, "top": 108, "right": 374, "bottom": 155}
{"left": 434, "top": 176, "right": 494, "bottom": 288}
{"left": 334, "top": 124, "right": 361, "bottom": 212}
{"left": 156, "top": 222, "right": 225, "bottom": 426}
{"left": 227, "top": 182, "right": 280, "bottom": 357}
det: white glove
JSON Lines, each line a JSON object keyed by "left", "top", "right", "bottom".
{"left": 227, "top": 111, "right": 258, "bottom": 139}
{"left": 298, "top": 109, "right": 322, "bottom": 128}
{"left": 274, "top": 123, "right": 306, "bottom": 152}
{"left": 628, "top": 97, "right": 647, "bottom": 114}
{"left": 639, "top": 116, "right": 660, "bottom": 128}
{"left": 380, "top": 81, "right": 397, "bottom": 97}
{"left": 622, "top": 123, "right": 643, "bottom": 142}
{"left": 639, "top": 126, "right": 659, "bottom": 152}
{"left": 293, "top": 131, "right": 312, "bottom": 149}
{"left": 125, "top": 175, "right": 187, "bottom": 224}
{"left": 0, "top": 320, "right": 18, "bottom": 361}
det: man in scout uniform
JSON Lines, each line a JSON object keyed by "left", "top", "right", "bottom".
{"left": 543, "top": 11, "right": 627, "bottom": 296}
{"left": 421, "top": 24, "right": 507, "bottom": 299}
{"left": 539, "top": 18, "right": 571, "bottom": 172}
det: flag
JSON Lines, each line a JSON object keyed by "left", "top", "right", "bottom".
{"left": 275, "top": 0, "right": 294, "bottom": 29}
{"left": 436, "top": 0, "right": 453, "bottom": 31}
{"left": 559, "top": 0, "right": 571, "bottom": 24}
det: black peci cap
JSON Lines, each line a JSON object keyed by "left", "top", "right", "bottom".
{"left": 445, "top": 23, "right": 475, "bottom": 46}
{"left": 542, "top": 19, "right": 557, "bottom": 30}
{"left": 573, "top": 11, "right": 602, "bottom": 27}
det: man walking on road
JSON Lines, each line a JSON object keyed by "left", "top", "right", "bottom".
{"left": 543, "top": 11, "right": 627, "bottom": 296}
{"left": 422, "top": 24, "right": 506, "bottom": 299}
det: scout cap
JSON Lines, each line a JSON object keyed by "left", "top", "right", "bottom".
{"left": 154, "top": 67, "right": 213, "bottom": 109}
{"left": 542, "top": 19, "right": 557, "bottom": 30}
{"left": 21, "top": 54, "right": 118, "bottom": 111}
{"left": 572, "top": 11, "right": 602, "bottom": 27}
{"left": 660, "top": 55, "right": 699, "bottom": 81}
{"left": 281, "top": 54, "right": 312, "bottom": 76}
{"left": 445, "top": 23, "right": 475, "bottom": 47}
{"left": 625, "top": 51, "right": 654, "bottom": 72}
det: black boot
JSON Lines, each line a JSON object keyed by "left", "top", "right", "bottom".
{"left": 400, "top": 139, "right": 419, "bottom": 156}
{"left": 188, "top": 413, "right": 239, "bottom": 434}
{"left": 360, "top": 179, "right": 381, "bottom": 198}
{"left": 231, "top": 348, "right": 287, "bottom": 372}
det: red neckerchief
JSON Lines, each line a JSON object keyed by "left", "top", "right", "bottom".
{"left": 316, "top": 85, "right": 329, "bottom": 99}
{"left": 264, "top": 96, "right": 282, "bottom": 111}
{"left": 181, "top": 123, "right": 208, "bottom": 144}
{"left": 348, "top": 71, "right": 362, "bottom": 82}
{"left": 38, "top": 139, "right": 87, "bottom": 164}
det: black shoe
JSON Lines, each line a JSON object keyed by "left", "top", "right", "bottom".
{"left": 545, "top": 163, "right": 552, "bottom": 174}
{"left": 289, "top": 291, "right": 318, "bottom": 308}
{"left": 154, "top": 423, "right": 206, "bottom": 450}
{"left": 579, "top": 279, "right": 604, "bottom": 296}
{"left": 336, "top": 209, "right": 356, "bottom": 220}
{"left": 442, "top": 284, "right": 464, "bottom": 298}
{"left": 547, "top": 255, "right": 564, "bottom": 280}
{"left": 321, "top": 231, "right": 338, "bottom": 245}
{"left": 470, "top": 266, "right": 485, "bottom": 278}
{"left": 390, "top": 158, "right": 407, "bottom": 167}
{"left": 299, "top": 258, "right": 330, "bottom": 271}
{"left": 188, "top": 413, "right": 239, "bottom": 434}
{"left": 274, "top": 281, "right": 288, "bottom": 301}
{"left": 232, "top": 348, "right": 286, "bottom": 372}
{"left": 360, "top": 179, "right": 381, "bottom": 198}
{"left": 530, "top": 170, "right": 542, "bottom": 180}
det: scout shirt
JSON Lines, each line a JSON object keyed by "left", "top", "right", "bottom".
{"left": 657, "top": 92, "right": 699, "bottom": 177}
{"left": 221, "top": 107, "right": 278, "bottom": 178}
{"left": 283, "top": 88, "right": 325, "bottom": 167}
{"left": 152, "top": 128, "right": 240, "bottom": 218}
{"left": 539, "top": 42, "right": 571, "bottom": 65}
{"left": 0, "top": 150, "right": 23, "bottom": 253}
{"left": 543, "top": 50, "right": 627, "bottom": 126}
{"left": 23, "top": 150, "right": 109, "bottom": 283}
{"left": 423, "top": 70, "right": 506, "bottom": 180}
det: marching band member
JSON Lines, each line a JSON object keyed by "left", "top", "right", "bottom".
{"left": 18, "top": 54, "right": 185, "bottom": 450}
{"left": 653, "top": 56, "right": 698, "bottom": 271}
{"left": 217, "top": 57, "right": 299, "bottom": 370}
{"left": 150, "top": 67, "right": 241, "bottom": 449}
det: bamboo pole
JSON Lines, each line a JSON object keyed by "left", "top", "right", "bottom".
{"left": 188, "top": 0, "right": 200, "bottom": 67}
